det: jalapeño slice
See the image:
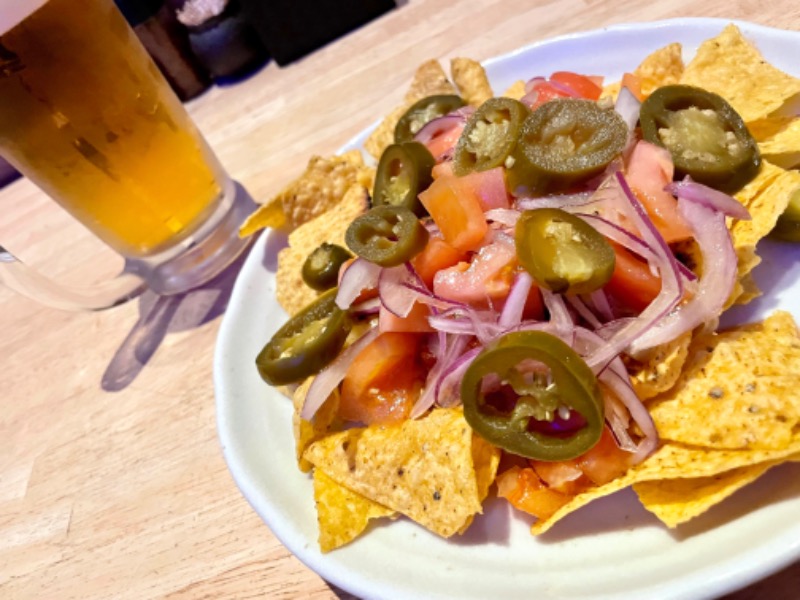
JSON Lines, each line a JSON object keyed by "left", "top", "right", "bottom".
{"left": 506, "top": 98, "right": 628, "bottom": 196}
{"left": 515, "top": 208, "right": 615, "bottom": 295}
{"left": 394, "top": 94, "right": 466, "bottom": 143}
{"left": 345, "top": 205, "right": 429, "bottom": 267}
{"left": 639, "top": 84, "right": 760, "bottom": 193}
{"left": 256, "top": 288, "right": 352, "bottom": 386}
{"left": 453, "top": 97, "right": 530, "bottom": 175}
{"left": 373, "top": 142, "right": 435, "bottom": 217}
{"left": 302, "top": 243, "right": 353, "bottom": 291}
{"left": 461, "top": 331, "right": 604, "bottom": 461}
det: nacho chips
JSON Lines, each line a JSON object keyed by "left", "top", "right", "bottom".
{"left": 680, "top": 24, "right": 800, "bottom": 123}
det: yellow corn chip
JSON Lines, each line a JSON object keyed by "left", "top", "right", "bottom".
{"left": 757, "top": 118, "right": 800, "bottom": 168}
{"left": 633, "top": 461, "right": 775, "bottom": 528}
{"left": 748, "top": 116, "right": 796, "bottom": 142}
{"left": 503, "top": 80, "right": 527, "bottom": 101}
{"left": 631, "top": 332, "right": 692, "bottom": 401}
{"left": 293, "top": 378, "right": 341, "bottom": 473}
{"left": 680, "top": 24, "right": 800, "bottom": 123}
{"left": 635, "top": 42, "right": 684, "bottom": 96}
{"left": 451, "top": 58, "right": 493, "bottom": 107}
{"left": 600, "top": 81, "right": 621, "bottom": 102}
{"left": 532, "top": 437, "right": 800, "bottom": 534}
{"left": 239, "top": 150, "right": 374, "bottom": 237}
{"left": 314, "top": 469, "right": 395, "bottom": 552}
{"left": 647, "top": 312, "right": 800, "bottom": 450}
{"left": 304, "top": 408, "right": 500, "bottom": 538}
{"left": 364, "top": 60, "right": 457, "bottom": 159}
{"left": 275, "top": 184, "right": 370, "bottom": 315}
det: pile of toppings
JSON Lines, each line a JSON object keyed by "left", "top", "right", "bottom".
{"left": 243, "top": 24, "right": 800, "bottom": 552}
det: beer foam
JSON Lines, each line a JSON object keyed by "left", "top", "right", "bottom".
{"left": 0, "top": 0, "right": 48, "bottom": 35}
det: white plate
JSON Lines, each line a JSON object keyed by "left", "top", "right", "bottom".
{"left": 215, "top": 18, "right": 800, "bottom": 600}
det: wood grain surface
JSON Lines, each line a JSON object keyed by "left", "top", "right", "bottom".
{"left": 2, "top": 1, "right": 799, "bottom": 598}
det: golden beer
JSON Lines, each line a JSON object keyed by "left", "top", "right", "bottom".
{"left": 0, "top": 0, "right": 225, "bottom": 257}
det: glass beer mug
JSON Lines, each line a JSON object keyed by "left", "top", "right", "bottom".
{"left": 0, "top": 0, "right": 250, "bottom": 310}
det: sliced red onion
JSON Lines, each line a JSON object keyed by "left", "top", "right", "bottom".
{"left": 379, "top": 263, "right": 463, "bottom": 318}
{"left": 410, "top": 334, "right": 471, "bottom": 418}
{"left": 666, "top": 178, "right": 751, "bottom": 220}
{"left": 515, "top": 191, "right": 595, "bottom": 211}
{"left": 603, "top": 390, "right": 637, "bottom": 452}
{"left": 485, "top": 208, "right": 521, "bottom": 227}
{"left": 301, "top": 326, "right": 380, "bottom": 421}
{"left": 499, "top": 271, "right": 533, "bottom": 328}
{"left": 336, "top": 258, "right": 381, "bottom": 310}
{"left": 435, "top": 346, "right": 481, "bottom": 408}
{"left": 598, "top": 364, "right": 659, "bottom": 463}
{"left": 566, "top": 295, "right": 603, "bottom": 329}
{"left": 628, "top": 194, "right": 738, "bottom": 355}
{"left": 413, "top": 110, "right": 471, "bottom": 145}
{"left": 614, "top": 86, "right": 641, "bottom": 133}
{"left": 573, "top": 327, "right": 658, "bottom": 463}
{"left": 585, "top": 171, "right": 683, "bottom": 372}
{"left": 541, "top": 288, "right": 574, "bottom": 337}
{"left": 588, "top": 289, "right": 614, "bottom": 321}
{"left": 350, "top": 296, "right": 381, "bottom": 316}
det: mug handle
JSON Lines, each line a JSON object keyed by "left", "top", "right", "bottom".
{"left": 0, "top": 244, "right": 145, "bottom": 311}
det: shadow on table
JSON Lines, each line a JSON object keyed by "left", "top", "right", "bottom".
{"left": 100, "top": 184, "right": 266, "bottom": 392}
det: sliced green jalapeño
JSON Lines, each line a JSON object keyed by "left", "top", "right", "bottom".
{"left": 373, "top": 141, "right": 435, "bottom": 217}
{"left": 639, "top": 84, "right": 760, "bottom": 193}
{"left": 506, "top": 98, "right": 628, "bottom": 196}
{"left": 515, "top": 208, "right": 615, "bottom": 295}
{"left": 302, "top": 243, "right": 353, "bottom": 291}
{"left": 256, "top": 288, "right": 352, "bottom": 386}
{"left": 453, "top": 97, "right": 530, "bottom": 175}
{"left": 461, "top": 331, "right": 604, "bottom": 461}
{"left": 394, "top": 94, "right": 466, "bottom": 143}
{"left": 345, "top": 205, "right": 429, "bottom": 267}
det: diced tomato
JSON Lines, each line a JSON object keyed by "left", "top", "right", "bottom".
{"left": 379, "top": 302, "right": 433, "bottom": 333}
{"left": 339, "top": 332, "right": 424, "bottom": 425}
{"left": 551, "top": 71, "right": 603, "bottom": 100}
{"left": 576, "top": 427, "right": 634, "bottom": 486}
{"left": 411, "top": 236, "right": 466, "bottom": 289}
{"left": 604, "top": 242, "right": 662, "bottom": 313}
{"left": 530, "top": 459, "right": 587, "bottom": 495}
{"left": 424, "top": 123, "right": 465, "bottom": 162}
{"left": 625, "top": 140, "right": 693, "bottom": 243}
{"left": 496, "top": 465, "right": 573, "bottom": 521}
{"left": 418, "top": 174, "right": 488, "bottom": 252}
{"left": 433, "top": 238, "right": 517, "bottom": 307}
{"left": 523, "top": 281, "right": 545, "bottom": 321}
{"left": 526, "top": 82, "right": 567, "bottom": 109}
{"left": 621, "top": 72, "right": 645, "bottom": 102}
{"left": 432, "top": 164, "right": 510, "bottom": 210}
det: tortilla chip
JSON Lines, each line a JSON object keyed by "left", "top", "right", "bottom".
{"left": 503, "top": 80, "right": 527, "bottom": 100}
{"left": 313, "top": 468, "right": 395, "bottom": 552}
{"left": 647, "top": 311, "right": 800, "bottom": 450}
{"left": 451, "top": 58, "right": 493, "bottom": 107}
{"left": 680, "top": 24, "right": 800, "bottom": 123}
{"left": 757, "top": 118, "right": 800, "bottom": 168}
{"left": 531, "top": 437, "right": 800, "bottom": 534}
{"left": 747, "top": 116, "right": 796, "bottom": 142}
{"left": 635, "top": 42, "right": 684, "bottom": 96}
{"left": 600, "top": 81, "right": 621, "bottom": 102}
{"left": 239, "top": 150, "right": 374, "bottom": 237}
{"left": 293, "top": 378, "right": 341, "bottom": 473}
{"left": 304, "top": 408, "right": 500, "bottom": 538}
{"left": 275, "top": 184, "right": 370, "bottom": 314}
{"left": 633, "top": 461, "right": 775, "bottom": 528}
{"left": 630, "top": 332, "right": 692, "bottom": 400}
{"left": 364, "top": 60, "right": 457, "bottom": 159}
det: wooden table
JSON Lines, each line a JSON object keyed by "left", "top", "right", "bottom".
{"left": 2, "top": 1, "right": 798, "bottom": 597}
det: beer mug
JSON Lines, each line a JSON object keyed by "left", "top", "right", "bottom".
{"left": 0, "top": 0, "right": 251, "bottom": 310}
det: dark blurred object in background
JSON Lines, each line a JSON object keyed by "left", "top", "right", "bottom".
{"left": 172, "top": 0, "right": 269, "bottom": 83}
{"left": 241, "top": 0, "right": 396, "bottom": 67}
{"left": 115, "top": 0, "right": 211, "bottom": 101}
{"left": 0, "top": 156, "right": 20, "bottom": 188}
